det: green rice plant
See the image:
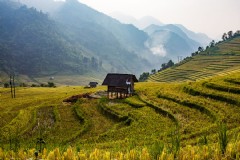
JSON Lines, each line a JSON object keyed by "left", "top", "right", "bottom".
{"left": 53, "top": 105, "right": 60, "bottom": 123}
{"left": 98, "top": 102, "right": 129, "bottom": 123}
{"left": 218, "top": 122, "right": 228, "bottom": 154}
{"left": 150, "top": 141, "right": 164, "bottom": 159}
{"left": 203, "top": 82, "right": 240, "bottom": 94}
{"left": 157, "top": 93, "right": 217, "bottom": 122}
{"left": 169, "top": 127, "right": 181, "bottom": 157}
{"left": 225, "top": 78, "right": 240, "bottom": 85}
{"left": 124, "top": 95, "right": 146, "bottom": 108}
{"left": 198, "top": 133, "right": 208, "bottom": 145}
{"left": 63, "top": 103, "right": 91, "bottom": 143}
{"left": 137, "top": 93, "right": 178, "bottom": 125}
{"left": 183, "top": 85, "right": 239, "bottom": 105}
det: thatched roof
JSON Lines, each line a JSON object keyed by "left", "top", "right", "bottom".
{"left": 102, "top": 73, "right": 138, "bottom": 87}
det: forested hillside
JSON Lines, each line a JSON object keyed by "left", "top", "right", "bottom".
{"left": 0, "top": 1, "right": 102, "bottom": 78}
{"left": 52, "top": 0, "right": 154, "bottom": 73}
{"left": 0, "top": 0, "right": 156, "bottom": 85}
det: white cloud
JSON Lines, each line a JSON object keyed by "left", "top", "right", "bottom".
{"left": 150, "top": 45, "right": 167, "bottom": 57}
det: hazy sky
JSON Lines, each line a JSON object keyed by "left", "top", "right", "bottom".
{"left": 77, "top": 0, "right": 240, "bottom": 39}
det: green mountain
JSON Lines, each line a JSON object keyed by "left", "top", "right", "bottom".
{"left": 0, "top": 1, "right": 102, "bottom": 77}
{"left": 148, "top": 36, "right": 240, "bottom": 82}
{"left": 22, "top": 0, "right": 164, "bottom": 68}
{"left": 0, "top": 0, "right": 217, "bottom": 85}
{"left": 52, "top": 0, "right": 154, "bottom": 73}
{"left": 0, "top": 0, "right": 159, "bottom": 85}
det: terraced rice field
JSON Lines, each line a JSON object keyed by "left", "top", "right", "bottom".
{"left": 148, "top": 37, "right": 240, "bottom": 82}
{"left": 0, "top": 71, "right": 240, "bottom": 156}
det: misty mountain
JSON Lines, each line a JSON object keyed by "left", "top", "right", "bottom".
{"left": 0, "top": 0, "right": 213, "bottom": 84}
{"left": 110, "top": 12, "right": 211, "bottom": 47}
{"left": 21, "top": 0, "right": 158, "bottom": 59}
{"left": 110, "top": 12, "right": 211, "bottom": 60}
{"left": 19, "top": 0, "right": 64, "bottom": 13}
{"left": 175, "top": 24, "right": 212, "bottom": 46}
{"left": 145, "top": 30, "right": 197, "bottom": 60}
{"left": 0, "top": 0, "right": 101, "bottom": 76}
{"left": 1, "top": 0, "right": 163, "bottom": 83}
{"left": 20, "top": 0, "right": 211, "bottom": 62}
{"left": 110, "top": 12, "right": 164, "bottom": 29}
{"left": 144, "top": 24, "right": 203, "bottom": 61}
{"left": 52, "top": 0, "right": 160, "bottom": 73}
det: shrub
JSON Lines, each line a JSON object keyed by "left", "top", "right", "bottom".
{"left": 48, "top": 82, "right": 55, "bottom": 88}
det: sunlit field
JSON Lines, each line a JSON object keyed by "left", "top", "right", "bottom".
{"left": 0, "top": 72, "right": 240, "bottom": 159}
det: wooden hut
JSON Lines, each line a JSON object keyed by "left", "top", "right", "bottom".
{"left": 102, "top": 73, "right": 138, "bottom": 99}
{"left": 89, "top": 82, "right": 98, "bottom": 88}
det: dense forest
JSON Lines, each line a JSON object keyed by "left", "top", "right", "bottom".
{"left": 0, "top": 1, "right": 104, "bottom": 77}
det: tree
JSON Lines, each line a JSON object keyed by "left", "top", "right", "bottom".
{"left": 234, "top": 30, "right": 240, "bottom": 37}
{"left": 209, "top": 40, "right": 215, "bottom": 47}
{"left": 139, "top": 72, "right": 150, "bottom": 82}
{"left": 160, "top": 60, "right": 175, "bottom": 71}
{"left": 198, "top": 46, "right": 204, "bottom": 52}
{"left": 167, "top": 60, "right": 174, "bottom": 67}
{"left": 206, "top": 46, "right": 209, "bottom": 50}
{"left": 222, "top": 33, "right": 227, "bottom": 41}
{"left": 47, "top": 82, "right": 55, "bottom": 87}
{"left": 151, "top": 69, "right": 156, "bottom": 74}
{"left": 161, "top": 63, "right": 167, "bottom": 70}
{"left": 227, "top": 31, "right": 233, "bottom": 39}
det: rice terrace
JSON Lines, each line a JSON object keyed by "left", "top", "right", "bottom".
{"left": 1, "top": 0, "right": 240, "bottom": 159}
{"left": 0, "top": 35, "right": 240, "bottom": 159}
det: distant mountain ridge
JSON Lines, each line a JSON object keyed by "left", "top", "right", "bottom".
{"left": 110, "top": 12, "right": 211, "bottom": 45}
{"left": 0, "top": 0, "right": 213, "bottom": 85}
{"left": 110, "top": 12, "right": 164, "bottom": 29}
{"left": 0, "top": 0, "right": 162, "bottom": 85}
{"left": 52, "top": 0, "right": 160, "bottom": 72}
{"left": 175, "top": 24, "right": 212, "bottom": 46}
{"left": 110, "top": 12, "right": 212, "bottom": 61}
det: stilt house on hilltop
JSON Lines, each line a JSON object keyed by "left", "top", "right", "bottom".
{"left": 102, "top": 73, "right": 138, "bottom": 99}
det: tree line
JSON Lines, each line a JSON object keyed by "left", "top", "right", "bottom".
{"left": 192, "top": 30, "right": 240, "bottom": 57}
{"left": 139, "top": 60, "right": 174, "bottom": 82}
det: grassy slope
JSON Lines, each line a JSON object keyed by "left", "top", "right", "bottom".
{"left": 0, "top": 71, "right": 240, "bottom": 152}
{"left": 148, "top": 36, "right": 240, "bottom": 82}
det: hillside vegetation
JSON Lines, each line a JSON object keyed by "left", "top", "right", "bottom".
{"left": 148, "top": 36, "right": 240, "bottom": 82}
{"left": 0, "top": 71, "right": 240, "bottom": 159}
{"left": 0, "top": 0, "right": 155, "bottom": 85}
{"left": 0, "top": 1, "right": 104, "bottom": 83}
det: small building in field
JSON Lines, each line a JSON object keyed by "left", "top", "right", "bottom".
{"left": 89, "top": 82, "right": 98, "bottom": 88}
{"left": 102, "top": 73, "right": 138, "bottom": 99}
